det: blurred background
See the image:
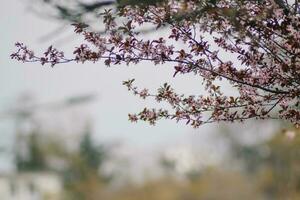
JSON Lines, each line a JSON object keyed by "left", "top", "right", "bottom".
{"left": 1, "top": 0, "right": 299, "bottom": 199}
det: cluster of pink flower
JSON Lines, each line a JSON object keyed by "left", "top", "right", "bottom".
{"left": 11, "top": 0, "right": 300, "bottom": 127}
{"left": 11, "top": 43, "right": 69, "bottom": 67}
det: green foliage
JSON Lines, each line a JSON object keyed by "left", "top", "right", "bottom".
{"left": 16, "top": 131, "right": 47, "bottom": 172}
{"left": 79, "top": 128, "right": 105, "bottom": 170}
{"left": 63, "top": 127, "right": 109, "bottom": 200}
{"left": 258, "top": 131, "right": 300, "bottom": 199}
{"left": 229, "top": 129, "right": 300, "bottom": 199}
{"left": 12, "top": 119, "right": 300, "bottom": 199}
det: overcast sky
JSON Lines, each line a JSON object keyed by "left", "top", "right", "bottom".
{"left": 0, "top": 0, "right": 220, "bottom": 147}
{"left": 0, "top": 0, "right": 283, "bottom": 176}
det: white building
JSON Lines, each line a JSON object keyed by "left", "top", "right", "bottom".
{"left": 0, "top": 172, "right": 62, "bottom": 200}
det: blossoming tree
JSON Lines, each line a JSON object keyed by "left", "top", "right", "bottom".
{"left": 11, "top": 0, "right": 300, "bottom": 127}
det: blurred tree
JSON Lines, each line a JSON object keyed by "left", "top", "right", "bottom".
{"left": 16, "top": 130, "right": 47, "bottom": 171}
{"left": 63, "top": 126, "right": 110, "bottom": 200}
{"left": 256, "top": 130, "right": 300, "bottom": 199}
{"left": 226, "top": 128, "right": 300, "bottom": 199}
{"left": 79, "top": 126, "right": 106, "bottom": 171}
